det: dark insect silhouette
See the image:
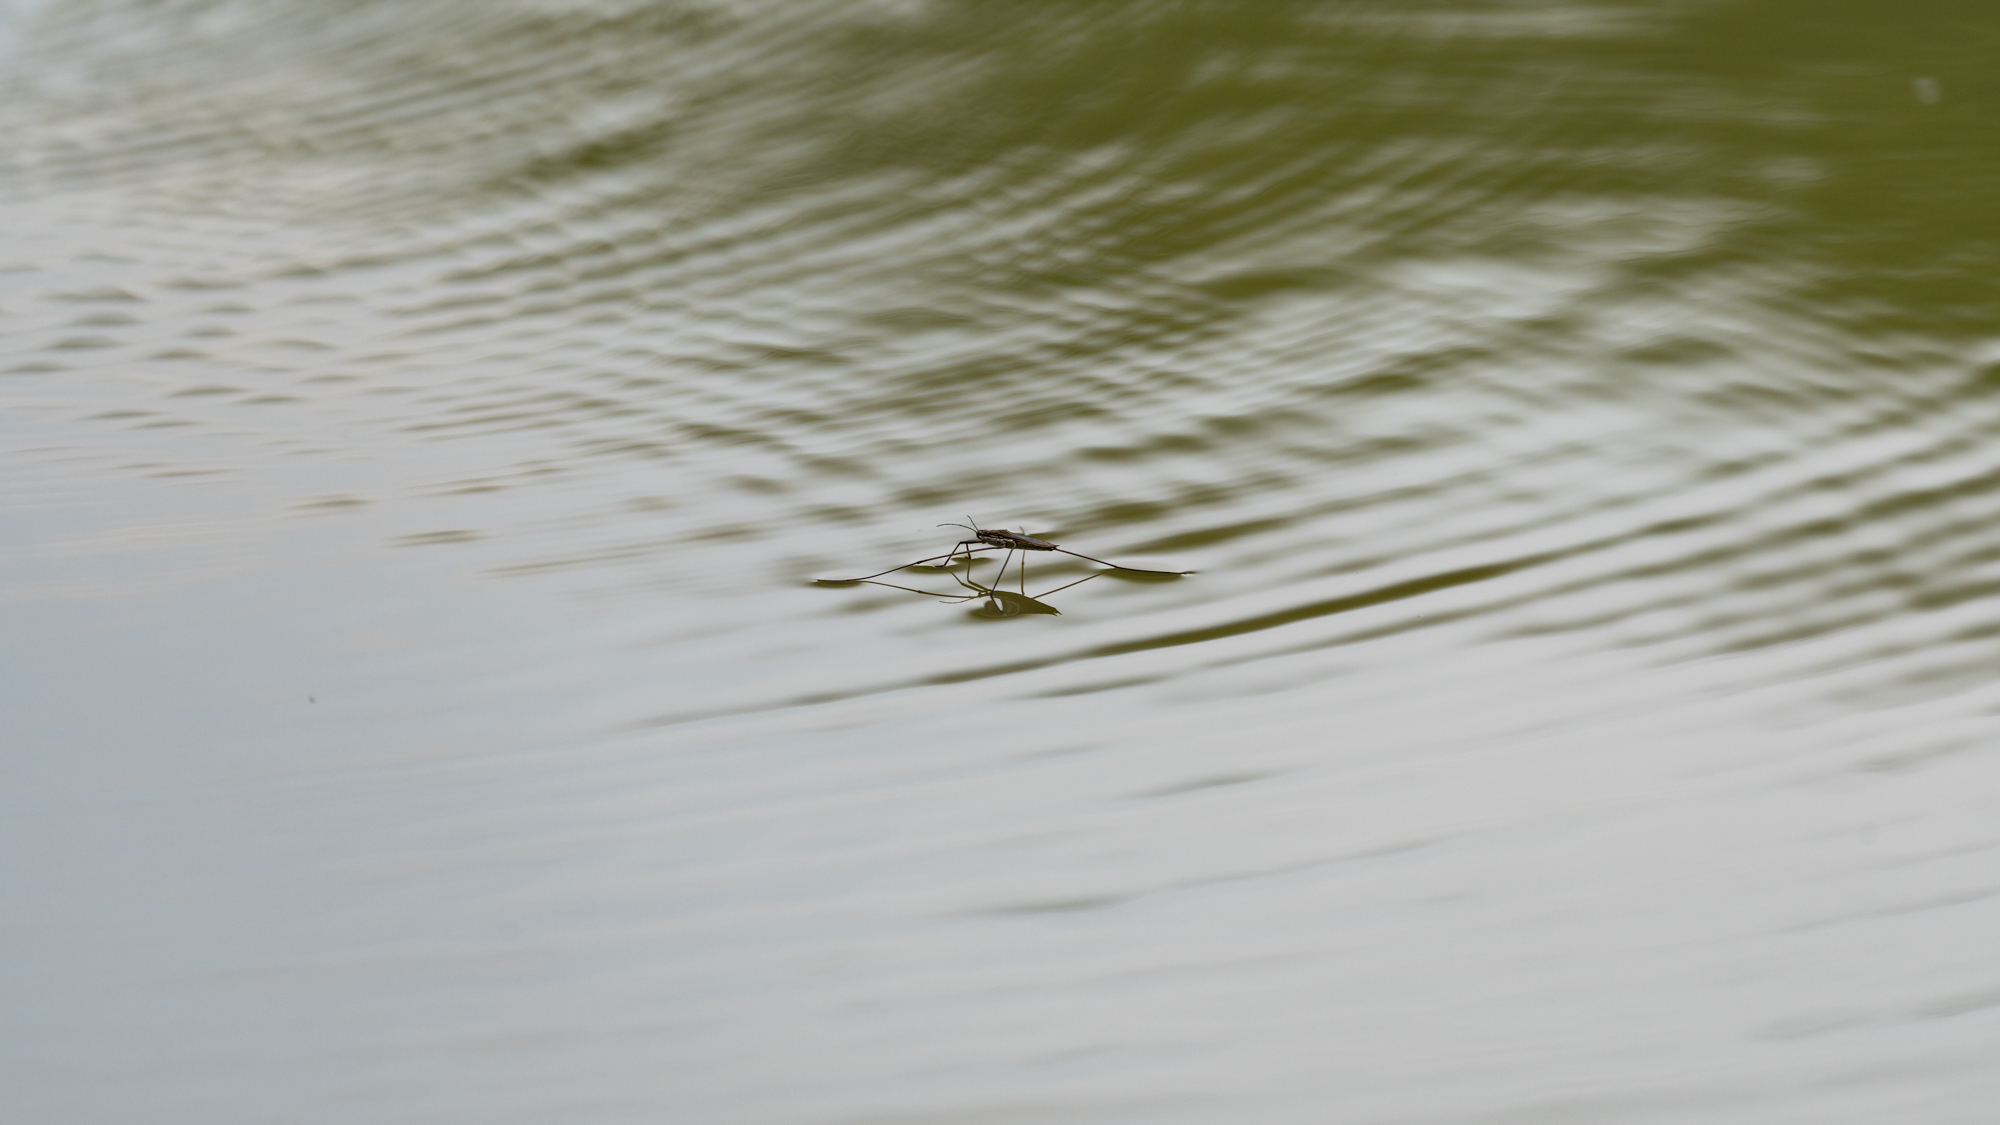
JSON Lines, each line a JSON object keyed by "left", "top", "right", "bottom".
{"left": 815, "top": 517, "right": 1191, "bottom": 615}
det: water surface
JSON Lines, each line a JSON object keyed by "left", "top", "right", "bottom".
{"left": 5, "top": 2, "right": 1999, "bottom": 1122}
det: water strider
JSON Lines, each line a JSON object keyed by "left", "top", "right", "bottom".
{"left": 817, "top": 518, "right": 1194, "bottom": 588}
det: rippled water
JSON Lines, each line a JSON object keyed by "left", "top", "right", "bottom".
{"left": 6, "top": 2, "right": 2000, "bottom": 1122}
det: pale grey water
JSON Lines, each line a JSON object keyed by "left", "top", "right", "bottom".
{"left": 4, "top": 1, "right": 2000, "bottom": 1122}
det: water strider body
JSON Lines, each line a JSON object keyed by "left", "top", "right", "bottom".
{"left": 950, "top": 523, "right": 1060, "bottom": 554}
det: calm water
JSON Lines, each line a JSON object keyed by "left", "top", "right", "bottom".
{"left": 5, "top": 2, "right": 2000, "bottom": 1121}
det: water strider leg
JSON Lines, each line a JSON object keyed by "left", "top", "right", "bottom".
{"left": 819, "top": 544, "right": 999, "bottom": 583}
{"left": 1030, "top": 571, "right": 1104, "bottom": 600}
{"left": 1051, "top": 547, "right": 1192, "bottom": 575}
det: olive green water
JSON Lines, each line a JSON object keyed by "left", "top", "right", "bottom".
{"left": 5, "top": 2, "right": 2000, "bottom": 1122}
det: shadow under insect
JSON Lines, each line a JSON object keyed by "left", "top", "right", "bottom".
{"left": 814, "top": 520, "right": 1191, "bottom": 617}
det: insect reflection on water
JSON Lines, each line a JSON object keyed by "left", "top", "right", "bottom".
{"left": 842, "top": 556, "right": 1099, "bottom": 617}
